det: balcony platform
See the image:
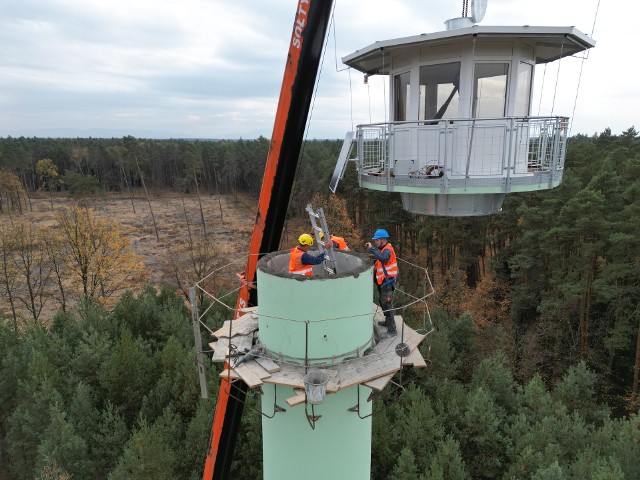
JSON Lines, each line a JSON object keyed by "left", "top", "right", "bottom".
{"left": 351, "top": 116, "right": 568, "bottom": 215}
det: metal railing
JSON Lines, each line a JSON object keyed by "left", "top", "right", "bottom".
{"left": 356, "top": 116, "right": 569, "bottom": 192}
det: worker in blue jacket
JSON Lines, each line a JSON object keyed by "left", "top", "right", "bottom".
{"left": 365, "top": 229, "right": 398, "bottom": 336}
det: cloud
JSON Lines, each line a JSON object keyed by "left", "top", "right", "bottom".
{"left": 0, "top": 0, "right": 631, "bottom": 138}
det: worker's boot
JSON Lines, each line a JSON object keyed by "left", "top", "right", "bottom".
{"left": 385, "top": 314, "right": 397, "bottom": 335}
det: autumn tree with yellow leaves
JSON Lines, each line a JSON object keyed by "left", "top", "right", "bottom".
{"left": 0, "top": 169, "right": 28, "bottom": 217}
{"left": 36, "top": 158, "right": 61, "bottom": 211}
{"left": 56, "top": 206, "right": 146, "bottom": 304}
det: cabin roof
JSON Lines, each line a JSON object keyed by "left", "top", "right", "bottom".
{"left": 343, "top": 25, "right": 596, "bottom": 75}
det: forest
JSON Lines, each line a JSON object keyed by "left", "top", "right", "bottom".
{"left": 0, "top": 127, "right": 639, "bottom": 479}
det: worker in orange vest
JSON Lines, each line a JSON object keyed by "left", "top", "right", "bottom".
{"left": 289, "top": 233, "right": 330, "bottom": 276}
{"left": 365, "top": 229, "right": 398, "bottom": 336}
{"left": 316, "top": 229, "right": 350, "bottom": 252}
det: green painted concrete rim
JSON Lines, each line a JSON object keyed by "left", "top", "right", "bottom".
{"left": 258, "top": 250, "right": 371, "bottom": 279}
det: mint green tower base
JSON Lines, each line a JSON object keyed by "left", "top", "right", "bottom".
{"left": 262, "top": 384, "right": 372, "bottom": 480}
{"left": 257, "top": 251, "right": 375, "bottom": 480}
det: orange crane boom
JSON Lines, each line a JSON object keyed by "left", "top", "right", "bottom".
{"left": 202, "top": 1, "right": 335, "bottom": 478}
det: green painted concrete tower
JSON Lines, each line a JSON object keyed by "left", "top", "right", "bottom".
{"left": 257, "top": 251, "right": 374, "bottom": 480}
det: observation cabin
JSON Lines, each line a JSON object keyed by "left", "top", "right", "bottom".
{"left": 330, "top": 3, "right": 595, "bottom": 216}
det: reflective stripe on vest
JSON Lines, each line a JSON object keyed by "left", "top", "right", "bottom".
{"left": 374, "top": 243, "right": 398, "bottom": 285}
{"left": 331, "top": 235, "right": 350, "bottom": 251}
{"left": 289, "top": 246, "right": 314, "bottom": 276}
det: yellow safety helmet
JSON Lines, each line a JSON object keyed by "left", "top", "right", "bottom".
{"left": 317, "top": 229, "right": 325, "bottom": 239}
{"left": 298, "top": 233, "right": 314, "bottom": 246}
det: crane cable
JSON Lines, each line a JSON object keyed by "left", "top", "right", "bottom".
{"left": 280, "top": 0, "right": 337, "bottom": 249}
{"left": 569, "top": 0, "right": 601, "bottom": 137}
{"left": 550, "top": 37, "right": 564, "bottom": 116}
{"left": 331, "top": 5, "right": 355, "bottom": 132}
{"left": 536, "top": 64, "right": 547, "bottom": 117}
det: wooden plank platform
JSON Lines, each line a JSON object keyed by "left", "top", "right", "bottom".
{"left": 262, "top": 365, "right": 306, "bottom": 390}
{"left": 397, "top": 322, "right": 426, "bottom": 355}
{"left": 210, "top": 336, "right": 254, "bottom": 363}
{"left": 263, "top": 366, "right": 340, "bottom": 393}
{"left": 402, "top": 348, "right": 427, "bottom": 368}
{"left": 219, "top": 369, "right": 240, "bottom": 380}
{"left": 212, "top": 312, "right": 259, "bottom": 338}
{"left": 255, "top": 356, "right": 281, "bottom": 373}
{"left": 234, "top": 362, "right": 269, "bottom": 388}
{"left": 335, "top": 351, "right": 400, "bottom": 391}
{"left": 207, "top": 302, "right": 428, "bottom": 394}
{"left": 371, "top": 316, "right": 425, "bottom": 357}
{"left": 364, "top": 372, "right": 395, "bottom": 391}
{"left": 238, "top": 306, "right": 258, "bottom": 314}
{"left": 285, "top": 391, "right": 307, "bottom": 407}
{"left": 210, "top": 341, "right": 226, "bottom": 362}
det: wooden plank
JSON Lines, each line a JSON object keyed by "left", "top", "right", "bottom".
{"left": 212, "top": 312, "right": 258, "bottom": 338}
{"left": 263, "top": 366, "right": 339, "bottom": 393}
{"left": 396, "top": 319, "right": 426, "bottom": 354}
{"left": 411, "top": 349, "right": 428, "bottom": 368}
{"left": 242, "top": 361, "right": 272, "bottom": 380}
{"left": 219, "top": 369, "right": 240, "bottom": 379}
{"left": 370, "top": 330, "right": 400, "bottom": 355}
{"left": 363, "top": 372, "right": 395, "bottom": 391}
{"left": 226, "top": 335, "right": 254, "bottom": 355}
{"left": 335, "top": 352, "right": 400, "bottom": 390}
{"left": 238, "top": 306, "right": 258, "bottom": 313}
{"left": 234, "top": 363, "right": 264, "bottom": 388}
{"left": 210, "top": 335, "right": 255, "bottom": 362}
{"left": 263, "top": 366, "right": 305, "bottom": 390}
{"left": 325, "top": 374, "right": 340, "bottom": 393}
{"left": 371, "top": 317, "right": 426, "bottom": 358}
{"left": 212, "top": 320, "right": 231, "bottom": 338}
{"left": 285, "top": 392, "right": 307, "bottom": 407}
{"left": 211, "top": 340, "right": 227, "bottom": 362}
{"left": 402, "top": 348, "right": 425, "bottom": 367}
{"left": 255, "top": 356, "right": 281, "bottom": 373}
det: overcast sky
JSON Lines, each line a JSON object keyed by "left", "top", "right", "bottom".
{"left": 0, "top": 0, "right": 631, "bottom": 139}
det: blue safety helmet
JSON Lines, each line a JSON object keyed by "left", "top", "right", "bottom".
{"left": 372, "top": 229, "right": 390, "bottom": 240}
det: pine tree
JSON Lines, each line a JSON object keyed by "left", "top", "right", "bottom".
{"left": 552, "top": 362, "right": 609, "bottom": 424}
{"left": 98, "top": 328, "right": 157, "bottom": 424}
{"left": 35, "top": 403, "right": 89, "bottom": 479}
{"left": 388, "top": 447, "right": 419, "bottom": 480}
{"left": 531, "top": 460, "right": 566, "bottom": 480}
{"left": 424, "top": 435, "right": 470, "bottom": 480}
{"left": 92, "top": 401, "right": 130, "bottom": 478}
{"left": 458, "top": 387, "right": 506, "bottom": 477}
{"left": 108, "top": 419, "right": 177, "bottom": 480}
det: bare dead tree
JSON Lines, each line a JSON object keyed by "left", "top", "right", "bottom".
{"left": 194, "top": 171, "right": 207, "bottom": 236}
{"left": 12, "top": 222, "right": 50, "bottom": 323}
{"left": 0, "top": 226, "right": 19, "bottom": 330}
{"left": 133, "top": 155, "right": 160, "bottom": 241}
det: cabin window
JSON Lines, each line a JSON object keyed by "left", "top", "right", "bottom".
{"left": 514, "top": 62, "right": 533, "bottom": 117}
{"left": 419, "top": 62, "right": 461, "bottom": 121}
{"left": 394, "top": 71, "right": 410, "bottom": 122}
{"left": 473, "top": 62, "right": 509, "bottom": 118}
